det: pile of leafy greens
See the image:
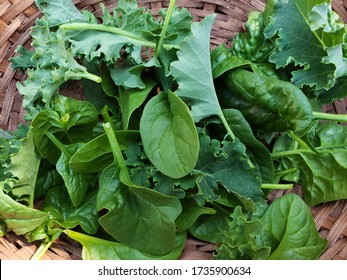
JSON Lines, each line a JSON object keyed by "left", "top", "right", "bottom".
{"left": 1, "top": 0, "right": 347, "bottom": 260}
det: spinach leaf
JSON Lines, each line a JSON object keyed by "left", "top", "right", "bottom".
{"left": 216, "top": 194, "right": 326, "bottom": 260}
{"left": 66, "top": 230, "right": 186, "bottom": 260}
{"left": 120, "top": 77, "right": 157, "bottom": 129}
{"left": 97, "top": 163, "right": 182, "bottom": 255}
{"left": 41, "top": 187, "right": 99, "bottom": 234}
{"left": 140, "top": 91, "right": 199, "bottom": 178}
{"left": 32, "top": 95, "right": 98, "bottom": 163}
{"left": 47, "top": 134, "right": 96, "bottom": 208}
{"left": 97, "top": 124, "right": 182, "bottom": 255}
{"left": 273, "top": 123, "right": 347, "bottom": 205}
{"left": 0, "top": 190, "right": 48, "bottom": 235}
{"left": 262, "top": 194, "right": 327, "bottom": 259}
{"left": 223, "top": 109, "right": 274, "bottom": 183}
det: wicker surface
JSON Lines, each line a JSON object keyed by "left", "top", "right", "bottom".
{"left": 1, "top": 0, "right": 347, "bottom": 260}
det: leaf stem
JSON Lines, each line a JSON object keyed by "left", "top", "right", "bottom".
{"left": 313, "top": 111, "right": 347, "bottom": 123}
{"left": 60, "top": 23, "right": 179, "bottom": 50}
{"left": 274, "top": 168, "right": 298, "bottom": 177}
{"left": 271, "top": 149, "right": 314, "bottom": 159}
{"left": 154, "top": 0, "right": 176, "bottom": 58}
{"left": 46, "top": 132, "right": 72, "bottom": 157}
{"left": 286, "top": 130, "right": 310, "bottom": 150}
{"left": 64, "top": 229, "right": 118, "bottom": 246}
{"left": 66, "top": 71, "right": 102, "bottom": 83}
{"left": 261, "top": 183, "right": 293, "bottom": 190}
{"left": 103, "top": 122, "right": 126, "bottom": 169}
{"left": 30, "top": 240, "right": 54, "bottom": 260}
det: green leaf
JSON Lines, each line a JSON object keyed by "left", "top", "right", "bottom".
{"left": 264, "top": 0, "right": 347, "bottom": 90}
{"left": 52, "top": 95, "right": 98, "bottom": 142}
{"left": 140, "top": 91, "right": 199, "bottom": 179}
{"left": 170, "top": 15, "right": 223, "bottom": 122}
{"left": 211, "top": 44, "right": 252, "bottom": 79}
{"left": 195, "top": 129, "right": 263, "bottom": 203}
{"left": 17, "top": 18, "right": 101, "bottom": 113}
{"left": 223, "top": 109, "right": 274, "bottom": 183}
{"left": 273, "top": 123, "right": 347, "bottom": 205}
{"left": 175, "top": 199, "right": 216, "bottom": 232}
{"left": 3, "top": 129, "right": 41, "bottom": 207}
{"left": 35, "top": 0, "right": 84, "bottom": 27}
{"left": 97, "top": 163, "right": 182, "bottom": 255}
{"left": 0, "top": 190, "right": 47, "bottom": 235}
{"left": 54, "top": 142, "right": 96, "bottom": 208}
{"left": 189, "top": 207, "right": 230, "bottom": 244}
{"left": 120, "top": 77, "right": 157, "bottom": 129}
{"left": 215, "top": 206, "right": 271, "bottom": 260}
{"left": 70, "top": 131, "right": 140, "bottom": 174}
{"left": 32, "top": 96, "right": 99, "bottom": 162}
{"left": 66, "top": 230, "right": 187, "bottom": 260}
{"left": 41, "top": 187, "right": 99, "bottom": 234}
{"left": 263, "top": 194, "right": 327, "bottom": 259}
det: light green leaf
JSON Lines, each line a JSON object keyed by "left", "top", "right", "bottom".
{"left": 4, "top": 129, "right": 41, "bottom": 206}
{"left": 140, "top": 91, "right": 199, "bottom": 179}
{"left": 170, "top": 15, "right": 223, "bottom": 122}
{"left": 35, "top": 0, "right": 84, "bottom": 27}
{"left": 0, "top": 190, "right": 47, "bottom": 235}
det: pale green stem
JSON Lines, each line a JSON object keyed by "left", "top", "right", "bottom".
{"left": 46, "top": 132, "right": 71, "bottom": 157}
{"left": 274, "top": 168, "right": 298, "bottom": 177}
{"left": 103, "top": 122, "right": 126, "bottom": 169}
{"left": 30, "top": 240, "right": 55, "bottom": 260}
{"left": 60, "top": 23, "right": 179, "bottom": 50}
{"left": 286, "top": 130, "right": 310, "bottom": 150}
{"left": 261, "top": 183, "right": 293, "bottom": 190}
{"left": 313, "top": 111, "right": 347, "bottom": 123}
{"left": 154, "top": 0, "right": 177, "bottom": 58}
{"left": 271, "top": 149, "right": 314, "bottom": 159}
{"left": 65, "top": 229, "right": 117, "bottom": 246}
{"left": 66, "top": 71, "right": 102, "bottom": 83}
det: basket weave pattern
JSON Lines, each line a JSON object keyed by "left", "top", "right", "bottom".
{"left": 1, "top": 0, "right": 347, "bottom": 260}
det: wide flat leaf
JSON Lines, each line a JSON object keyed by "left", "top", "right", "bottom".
{"left": 223, "top": 109, "right": 274, "bottom": 183}
{"left": 97, "top": 163, "right": 182, "bottom": 255}
{"left": 140, "top": 91, "right": 199, "bottom": 179}
{"left": 55, "top": 142, "right": 96, "bottom": 208}
{"left": 41, "top": 187, "right": 99, "bottom": 234}
{"left": 264, "top": 0, "right": 347, "bottom": 90}
{"left": 262, "top": 194, "right": 327, "bottom": 259}
{"left": 67, "top": 230, "right": 186, "bottom": 260}
{"left": 170, "top": 15, "right": 223, "bottom": 122}
{"left": 120, "top": 77, "right": 157, "bottom": 129}
{"left": 273, "top": 123, "right": 347, "bottom": 205}
{"left": 0, "top": 190, "right": 47, "bottom": 235}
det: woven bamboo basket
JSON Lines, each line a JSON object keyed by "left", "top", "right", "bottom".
{"left": 1, "top": 0, "right": 347, "bottom": 260}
